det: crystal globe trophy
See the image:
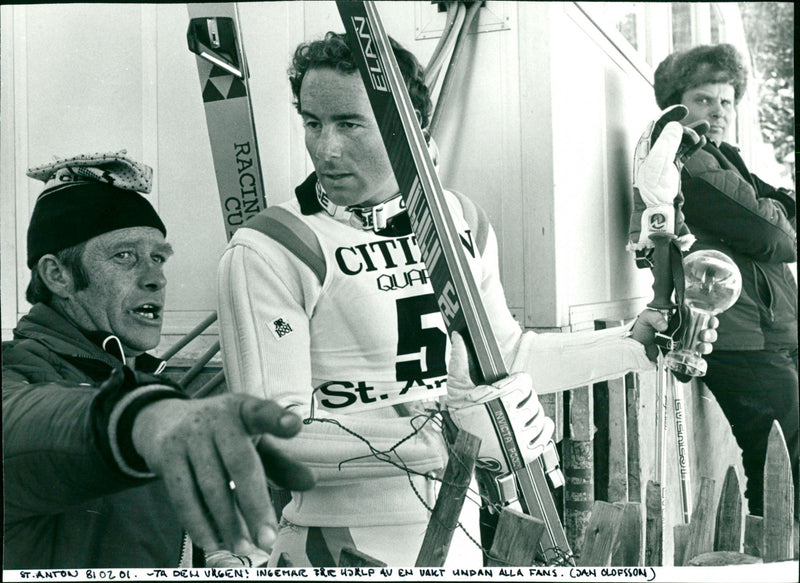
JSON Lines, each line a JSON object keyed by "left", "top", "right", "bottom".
{"left": 665, "top": 250, "right": 742, "bottom": 377}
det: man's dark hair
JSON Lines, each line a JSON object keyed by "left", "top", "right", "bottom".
{"left": 289, "top": 32, "right": 432, "bottom": 129}
{"left": 654, "top": 43, "right": 748, "bottom": 110}
{"left": 25, "top": 241, "right": 89, "bottom": 305}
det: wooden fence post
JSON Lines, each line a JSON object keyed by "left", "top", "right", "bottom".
{"left": 611, "top": 502, "right": 643, "bottom": 566}
{"left": 714, "top": 466, "right": 742, "bottom": 552}
{"left": 564, "top": 385, "right": 594, "bottom": 558}
{"left": 626, "top": 372, "right": 642, "bottom": 503}
{"left": 577, "top": 501, "right": 624, "bottom": 566}
{"left": 684, "top": 466, "right": 759, "bottom": 566}
{"left": 679, "top": 477, "right": 716, "bottom": 565}
{"left": 762, "top": 421, "right": 794, "bottom": 563}
{"left": 485, "top": 507, "right": 546, "bottom": 567}
{"left": 415, "top": 429, "right": 481, "bottom": 567}
{"left": 593, "top": 319, "right": 629, "bottom": 505}
{"left": 673, "top": 524, "right": 690, "bottom": 566}
{"left": 743, "top": 515, "right": 763, "bottom": 558}
{"left": 644, "top": 481, "right": 664, "bottom": 566}
{"left": 607, "top": 374, "right": 629, "bottom": 503}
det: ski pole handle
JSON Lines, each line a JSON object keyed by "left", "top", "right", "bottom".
{"left": 647, "top": 232, "right": 677, "bottom": 312}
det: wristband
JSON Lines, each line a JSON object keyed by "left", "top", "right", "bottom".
{"left": 109, "top": 385, "right": 188, "bottom": 478}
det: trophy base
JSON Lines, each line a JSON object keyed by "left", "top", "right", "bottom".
{"left": 665, "top": 351, "right": 707, "bottom": 378}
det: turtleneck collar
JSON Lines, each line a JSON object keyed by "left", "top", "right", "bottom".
{"left": 294, "top": 172, "right": 413, "bottom": 237}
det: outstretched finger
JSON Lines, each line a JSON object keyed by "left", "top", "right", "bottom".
{"left": 678, "top": 121, "right": 709, "bottom": 164}
{"left": 657, "top": 104, "right": 689, "bottom": 127}
{"left": 189, "top": 440, "right": 243, "bottom": 551}
{"left": 447, "top": 331, "right": 472, "bottom": 387}
{"left": 216, "top": 432, "right": 277, "bottom": 552}
{"left": 239, "top": 396, "right": 304, "bottom": 438}
{"left": 160, "top": 457, "right": 222, "bottom": 552}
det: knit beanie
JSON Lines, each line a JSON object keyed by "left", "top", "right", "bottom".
{"left": 26, "top": 151, "right": 166, "bottom": 268}
{"left": 653, "top": 44, "right": 748, "bottom": 110}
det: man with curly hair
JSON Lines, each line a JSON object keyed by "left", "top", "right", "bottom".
{"left": 654, "top": 43, "right": 798, "bottom": 519}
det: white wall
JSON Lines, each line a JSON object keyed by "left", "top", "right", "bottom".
{"left": 1, "top": 3, "right": 232, "bottom": 350}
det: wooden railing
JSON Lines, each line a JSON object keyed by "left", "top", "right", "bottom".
{"left": 160, "top": 312, "right": 225, "bottom": 399}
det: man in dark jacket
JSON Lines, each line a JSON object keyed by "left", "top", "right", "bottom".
{"left": 654, "top": 44, "right": 798, "bottom": 518}
{"left": 2, "top": 152, "right": 314, "bottom": 569}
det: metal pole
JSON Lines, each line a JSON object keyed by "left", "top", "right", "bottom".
{"left": 654, "top": 354, "right": 668, "bottom": 488}
{"left": 672, "top": 379, "right": 692, "bottom": 523}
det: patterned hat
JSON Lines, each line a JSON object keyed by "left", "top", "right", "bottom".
{"left": 26, "top": 150, "right": 166, "bottom": 268}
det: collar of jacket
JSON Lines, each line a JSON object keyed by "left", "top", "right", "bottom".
{"left": 14, "top": 303, "right": 165, "bottom": 377}
{"left": 80, "top": 328, "right": 165, "bottom": 374}
{"left": 295, "top": 172, "right": 325, "bottom": 215}
{"left": 294, "top": 172, "right": 414, "bottom": 237}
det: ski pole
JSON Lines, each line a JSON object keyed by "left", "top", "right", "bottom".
{"left": 647, "top": 232, "right": 691, "bottom": 522}
{"left": 647, "top": 231, "right": 692, "bottom": 524}
{"left": 636, "top": 107, "right": 708, "bottom": 527}
{"left": 663, "top": 248, "right": 743, "bottom": 524}
{"left": 672, "top": 379, "right": 691, "bottom": 523}
{"left": 653, "top": 353, "right": 668, "bottom": 509}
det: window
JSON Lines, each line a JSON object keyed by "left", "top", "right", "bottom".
{"left": 574, "top": 1, "right": 653, "bottom": 73}
{"left": 671, "top": 3, "right": 692, "bottom": 51}
{"left": 671, "top": 3, "right": 728, "bottom": 50}
{"left": 710, "top": 4, "right": 725, "bottom": 44}
{"left": 593, "top": 2, "right": 647, "bottom": 53}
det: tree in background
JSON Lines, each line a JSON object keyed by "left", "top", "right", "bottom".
{"left": 738, "top": 2, "right": 795, "bottom": 172}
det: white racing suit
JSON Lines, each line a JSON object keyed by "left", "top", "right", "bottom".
{"left": 217, "top": 174, "right": 652, "bottom": 566}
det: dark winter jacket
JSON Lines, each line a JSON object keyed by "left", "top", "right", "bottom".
{"left": 681, "top": 142, "right": 797, "bottom": 350}
{"left": 2, "top": 304, "right": 187, "bottom": 569}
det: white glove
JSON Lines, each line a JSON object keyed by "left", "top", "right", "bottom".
{"left": 628, "top": 106, "right": 704, "bottom": 253}
{"left": 446, "top": 333, "right": 554, "bottom": 474}
{"left": 634, "top": 120, "right": 685, "bottom": 207}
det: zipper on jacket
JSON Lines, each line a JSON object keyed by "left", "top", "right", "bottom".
{"left": 178, "top": 531, "right": 190, "bottom": 567}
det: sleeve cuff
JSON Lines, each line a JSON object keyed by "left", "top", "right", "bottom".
{"left": 108, "top": 385, "right": 188, "bottom": 478}
{"left": 510, "top": 328, "right": 653, "bottom": 395}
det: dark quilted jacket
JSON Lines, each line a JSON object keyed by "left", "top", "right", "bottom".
{"left": 681, "top": 142, "right": 797, "bottom": 350}
{"left": 2, "top": 304, "right": 185, "bottom": 568}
